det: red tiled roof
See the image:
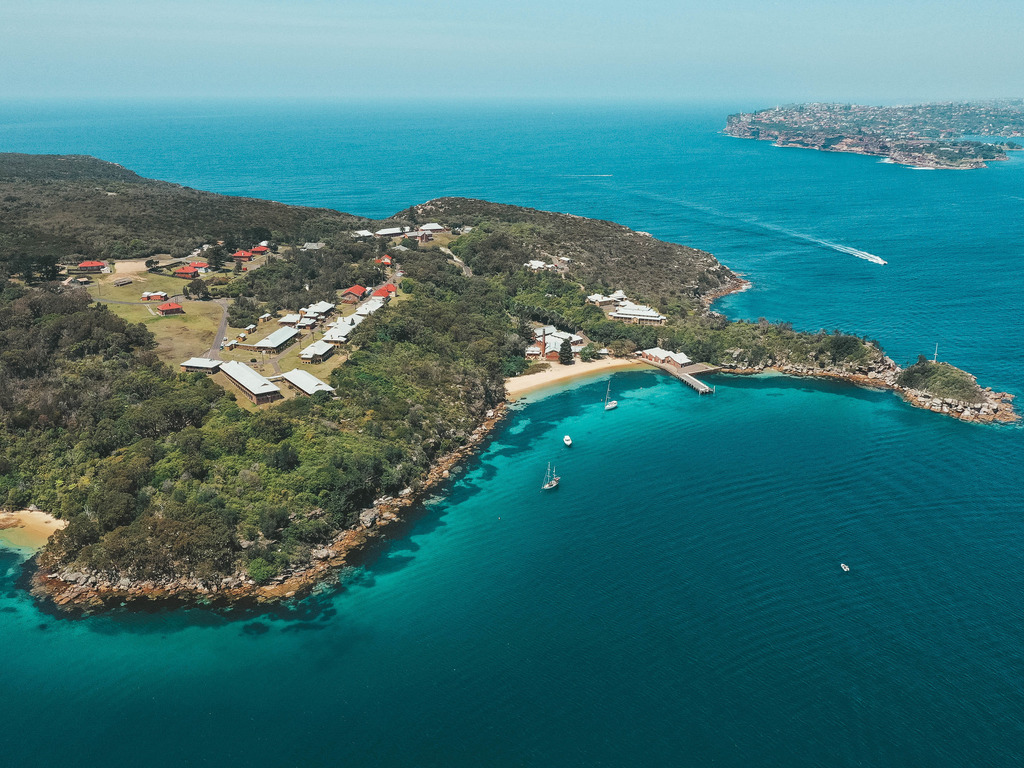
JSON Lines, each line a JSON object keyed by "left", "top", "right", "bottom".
{"left": 232, "top": 250, "right": 251, "bottom": 258}
{"left": 371, "top": 287, "right": 389, "bottom": 297}
{"left": 78, "top": 260, "right": 105, "bottom": 268}
{"left": 157, "top": 302, "right": 182, "bottom": 311}
{"left": 174, "top": 266, "right": 199, "bottom": 275}
{"left": 189, "top": 261, "right": 209, "bottom": 268}
{"left": 342, "top": 285, "right": 366, "bottom": 296}
{"left": 250, "top": 245, "right": 269, "bottom": 253}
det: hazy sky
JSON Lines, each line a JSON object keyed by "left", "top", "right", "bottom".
{"left": 3, "top": 0, "right": 1022, "bottom": 103}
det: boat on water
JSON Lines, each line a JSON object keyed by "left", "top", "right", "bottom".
{"left": 541, "top": 462, "right": 560, "bottom": 490}
{"left": 841, "top": 563, "right": 850, "bottom": 572}
{"left": 604, "top": 381, "right": 618, "bottom": 411}
{"left": 563, "top": 435, "right": 572, "bottom": 446}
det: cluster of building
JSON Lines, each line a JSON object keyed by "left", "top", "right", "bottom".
{"left": 352, "top": 223, "right": 447, "bottom": 241}
{"left": 524, "top": 259, "right": 558, "bottom": 271}
{"left": 587, "top": 291, "right": 667, "bottom": 326}
{"left": 231, "top": 243, "right": 270, "bottom": 262}
{"left": 179, "top": 359, "right": 335, "bottom": 405}
{"left": 526, "top": 326, "right": 586, "bottom": 360}
{"left": 320, "top": 286, "right": 394, "bottom": 347}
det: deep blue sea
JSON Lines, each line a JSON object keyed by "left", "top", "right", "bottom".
{"left": 2, "top": 101, "right": 1023, "bottom": 767}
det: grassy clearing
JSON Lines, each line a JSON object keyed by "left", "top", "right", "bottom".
{"left": 101, "top": 298, "right": 224, "bottom": 364}
{"left": 88, "top": 272, "right": 188, "bottom": 302}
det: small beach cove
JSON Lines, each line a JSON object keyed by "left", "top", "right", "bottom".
{"left": 0, "top": 509, "right": 66, "bottom": 554}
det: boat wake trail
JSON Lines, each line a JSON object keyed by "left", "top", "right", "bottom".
{"left": 754, "top": 221, "right": 888, "bottom": 265}
{"left": 581, "top": 180, "right": 888, "bottom": 265}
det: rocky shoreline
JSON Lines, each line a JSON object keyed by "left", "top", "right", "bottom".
{"left": 715, "top": 358, "right": 1018, "bottom": 424}
{"left": 29, "top": 404, "right": 510, "bottom": 614}
{"left": 704, "top": 275, "right": 1017, "bottom": 424}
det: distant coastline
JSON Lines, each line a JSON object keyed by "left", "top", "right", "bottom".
{"left": 725, "top": 101, "right": 1024, "bottom": 169}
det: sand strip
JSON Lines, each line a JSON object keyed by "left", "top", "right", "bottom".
{"left": 505, "top": 357, "right": 651, "bottom": 399}
{"left": 0, "top": 509, "right": 67, "bottom": 552}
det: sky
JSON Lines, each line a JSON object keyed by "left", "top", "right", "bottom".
{"left": 2, "top": 0, "right": 1022, "bottom": 104}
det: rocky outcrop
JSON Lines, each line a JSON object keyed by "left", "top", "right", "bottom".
{"left": 716, "top": 357, "right": 1018, "bottom": 424}
{"left": 30, "top": 404, "right": 510, "bottom": 613}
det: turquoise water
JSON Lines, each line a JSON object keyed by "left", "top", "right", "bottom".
{"left": 2, "top": 102, "right": 1024, "bottom": 766}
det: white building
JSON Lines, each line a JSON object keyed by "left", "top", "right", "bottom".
{"left": 524, "top": 259, "right": 557, "bottom": 271}
{"left": 300, "top": 339, "right": 335, "bottom": 363}
{"left": 248, "top": 326, "right": 300, "bottom": 351}
{"left": 180, "top": 357, "right": 222, "bottom": 373}
{"left": 609, "top": 301, "right": 667, "bottom": 326}
{"left": 221, "top": 361, "right": 282, "bottom": 404}
{"left": 279, "top": 368, "right": 335, "bottom": 396}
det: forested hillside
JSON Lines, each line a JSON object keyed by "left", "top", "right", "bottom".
{"left": 406, "top": 197, "right": 735, "bottom": 311}
{"left": 0, "top": 153, "right": 368, "bottom": 270}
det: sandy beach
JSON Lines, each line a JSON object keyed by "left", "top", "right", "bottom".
{"left": 505, "top": 357, "right": 651, "bottom": 399}
{"left": 0, "top": 509, "right": 66, "bottom": 552}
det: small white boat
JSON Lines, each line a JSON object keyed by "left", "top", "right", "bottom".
{"left": 541, "top": 462, "right": 560, "bottom": 490}
{"left": 841, "top": 563, "right": 850, "bottom": 572}
{"left": 563, "top": 435, "right": 572, "bottom": 447}
{"left": 604, "top": 381, "right": 618, "bottom": 411}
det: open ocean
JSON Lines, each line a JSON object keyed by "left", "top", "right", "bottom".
{"left": 2, "top": 102, "right": 1023, "bottom": 767}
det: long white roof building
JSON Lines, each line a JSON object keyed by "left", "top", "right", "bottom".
{"left": 252, "top": 326, "right": 300, "bottom": 350}
{"left": 279, "top": 368, "right": 335, "bottom": 395}
{"left": 221, "top": 361, "right": 281, "bottom": 397}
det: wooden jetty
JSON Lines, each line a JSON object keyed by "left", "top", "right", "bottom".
{"left": 645, "top": 360, "right": 719, "bottom": 394}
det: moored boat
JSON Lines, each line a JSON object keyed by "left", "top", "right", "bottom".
{"left": 542, "top": 462, "right": 560, "bottom": 490}
{"left": 604, "top": 381, "right": 618, "bottom": 411}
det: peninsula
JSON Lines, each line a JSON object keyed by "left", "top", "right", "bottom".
{"left": 725, "top": 100, "right": 1024, "bottom": 169}
{"left": 0, "top": 153, "right": 1015, "bottom": 613}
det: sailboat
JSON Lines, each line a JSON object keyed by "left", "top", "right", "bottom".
{"left": 604, "top": 380, "right": 618, "bottom": 411}
{"left": 541, "top": 462, "right": 560, "bottom": 490}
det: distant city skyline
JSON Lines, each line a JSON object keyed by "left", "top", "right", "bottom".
{"left": 2, "top": 0, "right": 1022, "bottom": 103}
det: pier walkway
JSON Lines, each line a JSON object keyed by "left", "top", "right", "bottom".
{"left": 645, "top": 360, "right": 719, "bottom": 394}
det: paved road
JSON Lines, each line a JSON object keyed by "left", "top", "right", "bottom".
{"left": 207, "top": 298, "right": 230, "bottom": 359}
{"left": 441, "top": 247, "right": 473, "bottom": 277}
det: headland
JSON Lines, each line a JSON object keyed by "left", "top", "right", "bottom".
{"left": 726, "top": 100, "right": 1024, "bottom": 169}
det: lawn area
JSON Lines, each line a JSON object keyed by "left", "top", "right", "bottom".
{"left": 88, "top": 272, "right": 188, "bottom": 303}
{"left": 101, "top": 299, "right": 225, "bottom": 365}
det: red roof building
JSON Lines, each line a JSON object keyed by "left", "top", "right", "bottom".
{"left": 341, "top": 285, "right": 367, "bottom": 304}
{"left": 231, "top": 250, "right": 253, "bottom": 261}
{"left": 78, "top": 260, "right": 105, "bottom": 272}
{"left": 173, "top": 265, "right": 199, "bottom": 278}
{"left": 375, "top": 255, "right": 393, "bottom": 265}
{"left": 189, "top": 261, "right": 209, "bottom": 269}
{"left": 372, "top": 283, "right": 398, "bottom": 298}
{"left": 250, "top": 245, "right": 269, "bottom": 254}
{"left": 156, "top": 302, "right": 185, "bottom": 316}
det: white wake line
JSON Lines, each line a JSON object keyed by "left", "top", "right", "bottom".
{"left": 821, "top": 241, "right": 888, "bottom": 265}
{"left": 599, "top": 183, "right": 889, "bottom": 266}
{"left": 756, "top": 220, "right": 888, "bottom": 265}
